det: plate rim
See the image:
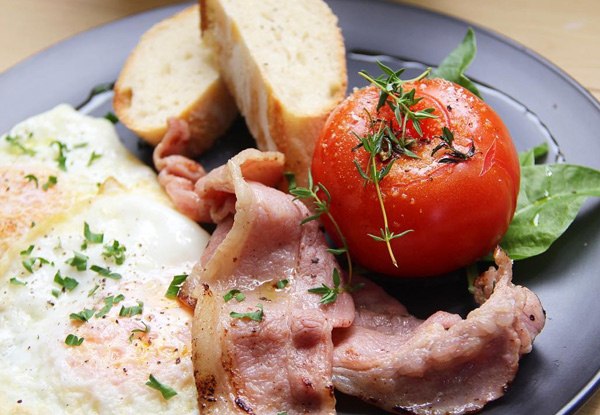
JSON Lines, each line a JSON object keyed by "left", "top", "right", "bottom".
{"left": 1, "top": 1, "right": 599, "bottom": 414}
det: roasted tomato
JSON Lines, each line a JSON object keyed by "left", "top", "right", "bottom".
{"left": 311, "top": 78, "right": 520, "bottom": 277}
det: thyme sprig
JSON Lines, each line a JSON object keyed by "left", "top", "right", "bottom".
{"left": 290, "top": 172, "right": 363, "bottom": 303}
{"left": 352, "top": 117, "right": 413, "bottom": 267}
{"left": 307, "top": 268, "right": 364, "bottom": 305}
{"left": 431, "top": 126, "right": 476, "bottom": 163}
{"left": 354, "top": 63, "right": 438, "bottom": 267}
{"left": 290, "top": 171, "right": 353, "bottom": 284}
{"left": 359, "top": 62, "right": 437, "bottom": 140}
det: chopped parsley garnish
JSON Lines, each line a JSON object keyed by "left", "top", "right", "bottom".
{"left": 70, "top": 308, "right": 95, "bottom": 322}
{"left": 24, "top": 174, "right": 38, "bottom": 187}
{"left": 102, "top": 240, "right": 126, "bottom": 265}
{"left": 52, "top": 289, "right": 61, "bottom": 298}
{"left": 223, "top": 289, "right": 245, "bottom": 303}
{"left": 83, "top": 222, "right": 104, "bottom": 244}
{"left": 42, "top": 176, "right": 57, "bottom": 191}
{"left": 165, "top": 274, "right": 189, "bottom": 299}
{"left": 87, "top": 151, "right": 103, "bottom": 166}
{"left": 87, "top": 284, "right": 100, "bottom": 297}
{"left": 95, "top": 294, "right": 125, "bottom": 318}
{"left": 146, "top": 374, "right": 178, "bottom": 400}
{"left": 65, "top": 334, "right": 84, "bottom": 346}
{"left": 104, "top": 112, "right": 119, "bottom": 124}
{"left": 20, "top": 245, "right": 34, "bottom": 256}
{"left": 119, "top": 301, "right": 144, "bottom": 317}
{"left": 276, "top": 280, "right": 289, "bottom": 289}
{"left": 10, "top": 278, "right": 26, "bottom": 286}
{"left": 129, "top": 321, "right": 150, "bottom": 343}
{"left": 51, "top": 141, "right": 69, "bottom": 171}
{"left": 5, "top": 133, "right": 36, "bottom": 156}
{"left": 230, "top": 304, "right": 264, "bottom": 322}
{"left": 90, "top": 265, "right": 121, "bottom": 280}
{"left": 54, "top": 270, "right": 79, "bottom": 291}
{"left": 66, "top": 251, "right": 88, "bottom": 271}
{"left": 22, "top": 256, "right": 50, "bottom": 274}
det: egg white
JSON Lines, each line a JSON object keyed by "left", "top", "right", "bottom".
{"left": 0, "top": 188, "right": 208, "bottom": 414}
{"left": 0, "top": 104, "right": 166, "bottom": 203}
{"left": 0, "top": 106, "right": 210, "bottom": 414}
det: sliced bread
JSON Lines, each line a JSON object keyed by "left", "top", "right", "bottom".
{"left": 114, "top": 5, "right": 237, "bottom": 155}
{"left": 199, "top": 0, "right": 348, "bottom": 185}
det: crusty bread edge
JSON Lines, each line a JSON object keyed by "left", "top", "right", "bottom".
{"left": 114, "top": 5, "right": 238, "bottom": 152}
{"left": 200, "top": 0, "right": 348, "bottom": 185}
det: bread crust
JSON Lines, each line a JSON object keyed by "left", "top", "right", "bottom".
{"left": 200, "top": 0, "right": 348, "bottom": 186}
{"left": 114, "top": 5, "right": 237, "bottom": 154}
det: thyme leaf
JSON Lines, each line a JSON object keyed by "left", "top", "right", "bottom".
{"left": 290, "top": 171, "right": 355, "bottom": 292}
{"left": 431, "top": 127, "right": 476, "bottom": 163}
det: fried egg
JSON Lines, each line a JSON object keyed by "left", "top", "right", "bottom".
{"left": 0, "top": 107, "right": 210, "bottom": 414}
{"left": 0, "top": 104, "right": 167, "bottom": 257}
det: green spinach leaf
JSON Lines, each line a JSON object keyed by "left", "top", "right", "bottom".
{"left": 518, "top": 142, "right": 549, "bottom": 166}
{"left": 430, "top": 27, "right": 482, "bottom": 99}
{"left": 500, "top": 161, "right": 600, "bottom": 259}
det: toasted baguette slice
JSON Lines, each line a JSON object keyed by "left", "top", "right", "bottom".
{"left": 200, "top": 0, "right": 348, "bottom": 186}
{"left": 114, "top": 5, "right": 237, "bottom": 154}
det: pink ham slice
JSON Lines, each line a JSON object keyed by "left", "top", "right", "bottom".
{"left": 332, "top": 248, "right": 545, "bottom": 415}
{"left": 161, "top": 146, "right": 355, "bottom": 414}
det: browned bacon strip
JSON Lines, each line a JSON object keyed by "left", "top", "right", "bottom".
{"left": 332, "top": 248, "right": 545, "bottom": 415}
{"left": 166, "top": 148, "right": 354, "bottom": 414}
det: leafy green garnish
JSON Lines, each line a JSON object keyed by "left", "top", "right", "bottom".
{"left": 500, "top": 160, "right": 600, "bottom": 259}
{"left": 308, "top": 268, "right": 364, "bottom": 305}
{"left": 230, "top": 304, "right": 264, "bottom": 322}
{"left": 84, "top": 222, "right": 104, "bottom": 244}
{"left": 54, "top": 270, "right": 79, "bottom": 291}
{"left": 20, "top": 245, "right": 34, "bottom": 256}
{"left": 430, "top": 27, "right": 482, "bottom": 99}
{"left": 65, "top": 334, "right": 84, "bottom": 346}
{"left": 102, "top": 240, "right": 126, "bottom": 265}
{"left": 284, "top": 171, "right": 297, "bottom": 191}
{"left": 66, "top": 251, "right": 88, "bottom": 271}
{"left": 275, "top": 279, "right": 289, "bottom": 289}
{"left": 70, "top": 308, "right": 95, "bottom": 322}
{"left": 95, "top": 294, "right": 125, "bottom": 318}
{"left": 51, "top": 141, "right": 69, "bottom": 171}
{"left": 10, "top": 278, "right": 26, "bottom": 286}
{"left": 90, "top": 265, "right": 121, "bottom": 280}
{"left": 42, "top": 176, "right": 57, "bottom": 191}
{"left": 431, "top": 127, "right": 476, "bottom": 163}
{"left": 129, "top": 321, "right": 150, "bottom": 343}
{"left": 165, "top": 274, "right": 189, "bottom": 299}
{"left": 22, "top": 256, "right": 50, "bottom": 274}
{"left": 223, "top": 289, "right": 245, "bottom": 303}
{"left": 519, "top": 142, "right": 549, "bottom": 166}
{"left": 87, "top": 151, "right": 103, "bottom": 166}
{"left": 104, "top": 112, "right": 119, "bottom": 124}
{"left": 290, "top": 171, "right": 356, "bottom": 298}
{"left": 119, "top": 301, "right": 144, "bottom": 317}
{"left": 88, "top": 284, "right": 100, "bottom": 297}
{"left": 25, "top": 174, "right": 38, "bottom": 187}
{"left": 146, "top": 374, "right": 178, "bottom": 400}
{"left": 5, "top": 133, "right": 36, "bottom": 156}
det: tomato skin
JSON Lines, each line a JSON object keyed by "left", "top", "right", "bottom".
{"left": 312, "top": 78, "right": 520, "bottom": 277}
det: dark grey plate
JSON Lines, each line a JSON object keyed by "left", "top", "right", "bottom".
{"left": 1, "top": 1, "right": 599, "bottom": 414}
